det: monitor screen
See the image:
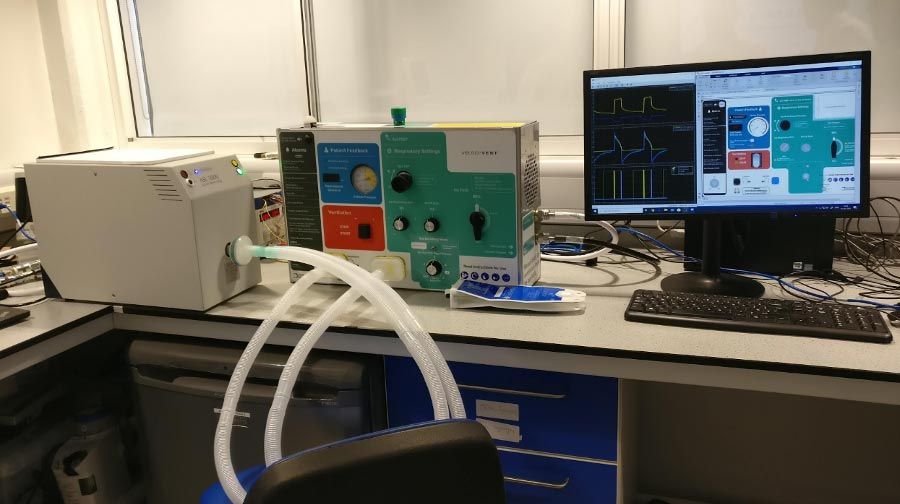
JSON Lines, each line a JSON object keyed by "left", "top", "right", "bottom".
{"left": 583, "top": 53, "right": 870, "bottom": 219}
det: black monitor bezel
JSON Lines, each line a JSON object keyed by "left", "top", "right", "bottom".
{"left": 583, "top": 51, "right": 871, "bottom": 220}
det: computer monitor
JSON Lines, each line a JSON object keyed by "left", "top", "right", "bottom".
{"left": 583, "top": 52, "right": 870, "bottom": 297}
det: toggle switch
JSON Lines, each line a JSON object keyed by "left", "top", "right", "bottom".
{"left": 469, "top": 211, "right": 486, "bottom": 241}
{"left": 358, "top": 223, "right": 372, "bottom": 239}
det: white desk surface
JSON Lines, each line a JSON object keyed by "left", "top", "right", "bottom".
{"left": 119, "top": 259, "right": 900, "bottom": 383}
{"left": 5, "top": 257, "right": 899, "bottom": 402}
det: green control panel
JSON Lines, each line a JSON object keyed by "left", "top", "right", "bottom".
{"left": 278, "top": 122, "right": 540, "bottom": 291}
{"left": 382, "top": 132, "right": 516, "bottom": 289}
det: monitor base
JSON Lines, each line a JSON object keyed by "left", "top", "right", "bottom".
{"left": 661, "top": 271, "right": 765, "bottom": 298}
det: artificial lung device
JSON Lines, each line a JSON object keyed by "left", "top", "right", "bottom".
{"left": 277, "top": 122, "right": 542, "bottom": 290}
{"left": 25, "top": 151, "right": 261, "bottom": 310}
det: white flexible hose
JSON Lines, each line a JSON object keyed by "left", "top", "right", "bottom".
{"left": 539, "top": 211, "right": 618, "bottom": 262}
{"left": 262, "top": 265, "right": 467, "bottom": 466}
{"left": 0, "top": 243, "right": 38, "bottom": 259}
{"left": 318, "top": 248, "right": 466, "bottom": 421}
{"left": 263, "top": 284, "right": 365, "bottom": 465}
{"left": 216, "top": 243, "right": 463, "bottom": 504}
{"left": 214, "top": 269, "right": 325, "bottom": 504}
{"left": 390, "top": 297, "right": 465, "bottom": 422}
{"left": 255, "top": 246, "right": 463, "bottom": 420}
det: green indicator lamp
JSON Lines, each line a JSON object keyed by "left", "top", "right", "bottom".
{"left": 236, "top": 167, "right": 245, "bottom": 175}
{"left": 391, "top": 107, "right": 407, "bottom": 126}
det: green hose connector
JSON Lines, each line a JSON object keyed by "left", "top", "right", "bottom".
{"left": 391, "top": 107, "right": 407, "bottom": 126}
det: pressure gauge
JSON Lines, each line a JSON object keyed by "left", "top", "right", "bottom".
{"left": 351, "top": 164, "right": 378, "bottom": 195}
{"left": 747, "top": 117, "right": 769, "bottom": 138}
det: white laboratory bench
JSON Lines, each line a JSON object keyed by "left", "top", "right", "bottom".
{"left": 118, "top": 259, "right": 900, "bottom": 406}
{"left": 3, "top": 259, "right": 900, "bottom": 404}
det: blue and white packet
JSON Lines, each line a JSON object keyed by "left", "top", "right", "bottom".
{"left": 447, "top": 280, "right": 586, "bottom": 312}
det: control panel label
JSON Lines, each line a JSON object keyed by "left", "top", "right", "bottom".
{"left": 728, "top": 105, "right": 771, "bottom": 150}
{"left": 317, "top": 143, "right": 383, "bottom": 204}
{"left": 383, "top": 131, "right": 517, "bottom": 289}
{"left": 321, "top": 205, "right": 385, "bottom": 251}
{"left": 458, "top": 256, "right": 518, "bottom": 284}
{"left": 279, "top": 131, "right": 323, "bottom": 272}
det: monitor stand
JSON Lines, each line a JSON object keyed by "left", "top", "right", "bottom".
{"left": 661, "top": 218, "right": 765, "bottom": 298}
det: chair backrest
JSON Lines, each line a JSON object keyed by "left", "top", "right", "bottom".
{"left": 244, "top": 419, "right": 506, "bottom": 504}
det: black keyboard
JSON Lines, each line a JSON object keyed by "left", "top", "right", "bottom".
{"left": 626, "top": 290, "right": 893, "bottom": 343}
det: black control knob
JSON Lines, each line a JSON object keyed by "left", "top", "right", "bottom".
{"left": 391, "top": 171, "right": 413, "bottom": 193}
{"left": 469, "top": 211, "right": 486, "bottom": 241}
{"left": 424, "top": 217, "right": 440, "bottom": 233}
{"left": 425, "top": 260, "right": 443, "bottom": 277}
{"left": 392, "top": 216, "right": 409, "bottom": 231}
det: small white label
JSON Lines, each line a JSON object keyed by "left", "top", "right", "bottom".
{"left": 477, "top": 418, "right": 522, "bottom": 443}
{"left": 411, "top": 242, "right": 427, "bottom": 250}
{"left": 476, "top": 399, "right": 519, "bottom": 421}
{"left": 214, "top": 408, "right": 250, "bottom": 418}
{"left": 214, "top": 408, "right": 250, "bottom": 428}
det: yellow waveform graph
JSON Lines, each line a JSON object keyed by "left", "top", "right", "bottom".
{"left": 601, "top": 168, "right": 665, "bottom": 200}
{"left": 594, "top": 96, "right": 667, "bottom": 115}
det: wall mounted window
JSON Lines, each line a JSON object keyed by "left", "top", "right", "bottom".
{"left": 105, "top": 1, "right": 898, "bottom": 156}
{"left": 120, "top": 0, "right": 309, "bottom": 136}
{"left": 119, "top": 0, "right": 596, "bottom": 140}
{"left": 312, "top": 0, "right": 594, "bottom": 136}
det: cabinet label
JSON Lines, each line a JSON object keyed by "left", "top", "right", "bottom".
{"left": 475, "top": 399, "right": 520, "bottom": 421}
{"left": 477, "top": 418, "right": 522, "bottom": 443}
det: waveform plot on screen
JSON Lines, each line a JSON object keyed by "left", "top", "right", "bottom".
{"left": 593, "top": 130, "right": 668, "bottom": 165}
{"left": 593, "top": 96, "right": 667, "bottom": 116}
{"left": 595, "top": 167, "right": 669, "bottom": 201}
{"left": 588, "top": 83, "right": 698, "bottom": 206}
{"left": 590, "top": 84, "right": 695, "bottom": 127}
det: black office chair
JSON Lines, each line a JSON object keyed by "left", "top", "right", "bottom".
{"left": 203, "top": 419, "right": 506, "bottom": 503}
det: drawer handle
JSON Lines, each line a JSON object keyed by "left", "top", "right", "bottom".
{"left": 504, "top": 476, "right": 571, "bottom": 490}
{"left": 457, "top": 384, "right": 566, "bottom": 399}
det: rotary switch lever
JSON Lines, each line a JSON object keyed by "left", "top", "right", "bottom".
{"left": 424, "top": 217, "right": 440, "bottom": 233}
{"left": 393, "top": 216, "right": 409, "bottom": 231}
{"left": 425, "top": 260, "right": 443, "bottom": 277}
{"left": 469, "top": 211, "right": 486, "bottom": 241}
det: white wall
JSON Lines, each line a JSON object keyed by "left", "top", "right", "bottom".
{"left": 0, "top": 0, "right": 118, "bottom": 183}
{"left": 312, "top": 0, "right": 594, "bottom": 135}
{"left": 39, "top": 0, "right": 118, "bottom": 151}
{"left": 0, "top": 0, "right": 61, "bottom": 177}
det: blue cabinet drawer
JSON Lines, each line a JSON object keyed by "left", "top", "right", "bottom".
{"left": 385, "top": 356, "right": 618, "bottom": 461}
{"left": 500, "top": 449, "right": 617, "bottom": 504}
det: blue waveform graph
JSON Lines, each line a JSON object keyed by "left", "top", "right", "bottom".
{"left": 593, "top": 130, "right": 669, "bottom": 165}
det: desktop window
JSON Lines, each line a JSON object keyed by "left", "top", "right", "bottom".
{"left": 585, "top": 58, "right": 865, "bottom": 217}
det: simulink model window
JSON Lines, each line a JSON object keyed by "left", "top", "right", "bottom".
{"left": 587, "top": 60, "right": 863, "bottom": 215}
